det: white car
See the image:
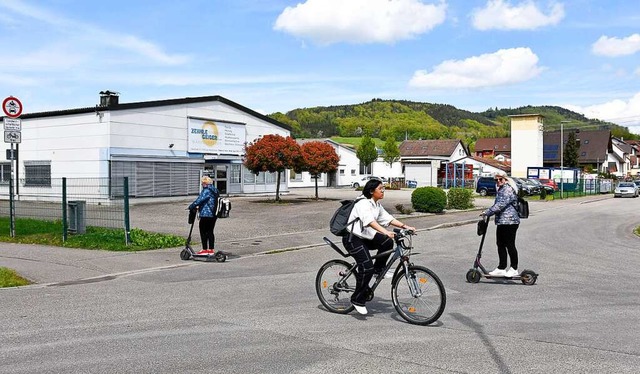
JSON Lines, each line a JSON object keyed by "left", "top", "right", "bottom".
{"left": 351, "top": 176, "right": 387, "bottom": 188}
{"left": 613, "top": 182, "right": 639, "bottom": 198}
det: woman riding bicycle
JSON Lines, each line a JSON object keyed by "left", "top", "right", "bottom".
{"left": 342, "top": 179, "right": 415, "bottom": 315}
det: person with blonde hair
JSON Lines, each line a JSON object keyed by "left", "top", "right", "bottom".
{"left": 188, "top": 176, "right": 220, "bottom": 255}
{"left": 481, "top": 170, "right": 520, "bottom": 277}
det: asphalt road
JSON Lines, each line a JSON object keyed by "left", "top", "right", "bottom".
{"left": 1, "top": 189, "right": 639, "bottom": 373}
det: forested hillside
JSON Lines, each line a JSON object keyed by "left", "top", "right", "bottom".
{"left": 268, "top": 99, "right": 637, "bottom": 150}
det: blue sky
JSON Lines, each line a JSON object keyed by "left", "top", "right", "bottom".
{"left": 1, "top": 0, "right": 639, "bottom": 133}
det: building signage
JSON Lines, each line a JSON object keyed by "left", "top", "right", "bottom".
{"left": 187, "top": 118, "right": 246, "bottom": 154}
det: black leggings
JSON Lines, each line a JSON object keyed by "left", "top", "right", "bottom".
{"left": 199, "top": 217, "right": 217, "bottom": 250}
{"left": 496, "top": 224, "right": 519, "bottom": 270}
{"left": 342, "top": 233, "right": 394, "bottom": 306}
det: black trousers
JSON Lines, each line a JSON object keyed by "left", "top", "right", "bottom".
{"left": 199, "top": 216, "right": 217, "bottom": 250}
{"left": 496, "top": 224, "right": 519, "bottom": 269}
{"left": 342, "top": 233, "right": 394, "bottom": 306}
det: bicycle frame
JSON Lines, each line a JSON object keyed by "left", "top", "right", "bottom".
{"left": 323, "top": 229, "right": 420, "bottom": 297}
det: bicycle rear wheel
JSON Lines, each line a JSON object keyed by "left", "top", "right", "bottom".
{"left": 392, "top": 265, "right": 446, "bottom": 325}
{"left": 315, "top": 259, "right": 355, "bottom": 314}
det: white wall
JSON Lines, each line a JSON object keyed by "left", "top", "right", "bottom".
{"left": 511, "top": 115, "right": 544, "bottom": 178}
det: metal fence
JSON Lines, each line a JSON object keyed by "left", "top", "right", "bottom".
{"left": 0, "top": 177, "right": 129, "bottom": 240}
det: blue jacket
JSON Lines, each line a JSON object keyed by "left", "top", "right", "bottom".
{"left": 189, "top": 185, "right": 219, "bottom": 218}
{"left": 484, "top": 183, "right": 520, "bottom": 225}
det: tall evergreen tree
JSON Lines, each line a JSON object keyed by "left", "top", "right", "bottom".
{"left": 564, "top": 131, "right": 580, "bottom": 168}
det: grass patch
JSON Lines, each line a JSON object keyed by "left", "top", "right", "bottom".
{"left": 330, "top": 136, "right": 385, "bottom": 149}
{"left": 0, "top": 267, "right": 31, "bottom": 288}
{"left": 0, "top": 218, "right": 184, "bottom": 251}
{"left": 635, "top": 226, "right": 640, "bottom": 237}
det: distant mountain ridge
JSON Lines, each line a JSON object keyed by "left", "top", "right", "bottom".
{"left": 268, "top": 99, "right": 638, "bottom": 147}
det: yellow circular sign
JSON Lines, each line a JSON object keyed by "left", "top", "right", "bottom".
{"left": 201, "top": 121, "right": 219, "bottom": 147}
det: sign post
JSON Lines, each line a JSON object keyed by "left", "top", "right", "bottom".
{"left": 3, "top": 96, "right": 22, "bottom": 238}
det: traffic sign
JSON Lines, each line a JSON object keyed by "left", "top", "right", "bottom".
{"left": 3, "top": 118, "right": 21, "bottom": 131}
{"left": 4, "top": 130, "right": 21, "bottom": 143}
{"left": 2, "top": 96, "right": 23, "bottom": 118}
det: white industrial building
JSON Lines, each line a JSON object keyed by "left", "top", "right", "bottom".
{"left": 1, "top": 92, "right": 292, "bottom": 200}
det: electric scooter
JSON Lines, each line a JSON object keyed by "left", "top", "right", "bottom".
{"left": 465, "top": 215, "right": 537, "bottom": 285}
{"left": 180, "top": 208, "right": 227, "bottom": 262}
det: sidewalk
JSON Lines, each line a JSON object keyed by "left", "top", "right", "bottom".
{"left": 0, "top": 188, "right": 607, "bottom": 285}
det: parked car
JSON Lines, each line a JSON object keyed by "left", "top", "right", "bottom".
{"left": 351, "top": 176, "right": 387, "bottom": 188}
{"left": 475, "top": 176, "right": 497, "bottom": 196}
{"left": 528, "top": 178, "right": 554, "bottom": 194}
{"left": 513, "top": 177, "right": 540, "bottom": 195}
{"left": 613, "top": 182, "right": 639, "bottom": 198}
{"left": 538, "top": 178, "right": 559, "bottom": 192}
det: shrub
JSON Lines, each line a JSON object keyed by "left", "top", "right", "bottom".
{"left": 411, "top": 187, "right": 447, "bottom": 213}
{"left": 447, "top": 187, "right": 474, "bottom": 210}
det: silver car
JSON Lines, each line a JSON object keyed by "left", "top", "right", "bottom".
{"left": 613, "top": 182, "right": 639, "bottom": 198}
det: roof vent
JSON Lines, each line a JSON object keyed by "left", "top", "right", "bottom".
{"left": 99, "top": 90, "right": 120, "bottom": 106}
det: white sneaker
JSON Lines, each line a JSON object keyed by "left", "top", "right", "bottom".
{"left": 353, "top": 304, "right": 368, "bottom": 315}
{"left": 506, "top": 268, "right": 519, "bottom": 277}
{"left": 488, "top": 268, "right": 507, "bottom": 277}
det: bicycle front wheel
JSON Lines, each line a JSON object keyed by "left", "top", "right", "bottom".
{"left": 392, "top": 265, "right": 446, "bottom": 325}
{"left": 315, "top": 259, "right": 355, "bottom": 314}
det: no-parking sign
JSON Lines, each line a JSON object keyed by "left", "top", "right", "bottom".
{"left": 3, "top": 96, "right": 23, "bottom": 118}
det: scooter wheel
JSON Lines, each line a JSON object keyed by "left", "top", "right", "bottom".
{"left": 215, "top": 252, "right": 227, "bottom": 262}
{"left": 180, "top": 249, "right": 191, "bottom": 261}
{"left": 466, "top": 269, "right": 481, "bottom": 283}
{"left": 520, "top": 270, "right": 537, "bottom": 285}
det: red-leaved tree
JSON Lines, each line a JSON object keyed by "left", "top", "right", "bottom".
{"left": 243, "top": 134, "right": 304, "bottom": 201}
{"left": 301, "top": 141, "right": 340, "bottom": 199}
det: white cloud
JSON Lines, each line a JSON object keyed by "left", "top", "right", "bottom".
{"left": 472, "top": 0, "right": 565, "bottom": 31}
{"left": 592, "top": 34, "right": 640, "bottom": 57}
{"left": 274, "top": 0, "right": 447, "bottom": 45}
{"left": 0, "top": 1, "right": 189, "bottom": 65}
{"left": 409, "top": 47, "right": 543, "bottom": 88}
{"left": 562, "top": 93, "right": 640, "bottom": 132}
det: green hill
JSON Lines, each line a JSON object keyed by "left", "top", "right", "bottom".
{"left": 268, "top": 99, "right": 637, "bottom": 149}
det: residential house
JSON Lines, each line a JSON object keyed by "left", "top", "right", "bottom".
{"left": 399, "top": 139, "right": 468, "bottom": 187}
{"left": 542, "top": 130, "right": 614, "bottom": 174}
{"left": 474, "top": 137, "right": 511, "bottom": 159}
{"left": 289, "top": 139, "right": 403, "bottom": 188}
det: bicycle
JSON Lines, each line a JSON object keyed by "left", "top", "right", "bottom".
{"left": 315, "top": 229, "right": 446, "bottom": 326}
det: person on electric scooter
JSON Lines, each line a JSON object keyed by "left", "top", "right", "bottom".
{"left": 342, "top": 179, "right": 415, "bottom": 315}
{"left": 188, "top": 176, "right": 219, "bottom": 255}
{"left": 481, "top": 170, "right": 520, "bottom": 277}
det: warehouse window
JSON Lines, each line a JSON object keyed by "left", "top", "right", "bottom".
{"left": 24, "top": 160, "right": 51, "bottom": 187}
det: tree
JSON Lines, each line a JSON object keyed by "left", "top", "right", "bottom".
{"left": 356, "top": 135, "right": 378, "bottom": 175}
{"left": 564, "top": 131, "right": 580, "bottom": 168}
{"left": 381, "top": 136, "right": 400, "bottom": 182}
{"left": 301, "top": 141, "right": 340, "bottom": 199}
{"left": 243, "top": 135, "right": 304, "bottom": 201}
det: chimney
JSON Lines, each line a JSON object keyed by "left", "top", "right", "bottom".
{"left": 99, "top": 90, "right": 119, "bottom": 106}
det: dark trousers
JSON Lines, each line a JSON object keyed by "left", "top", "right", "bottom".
{"left": 199, "top": 216, "right": 217, "bottom": 250}
{"left": 496, "top": 224, "right": 519, "bottom": 269}
{"left": 342, "top": 233, "right": 394, "bottom": 306}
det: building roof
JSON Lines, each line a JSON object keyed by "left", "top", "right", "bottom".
{"left": 468, "top": 155, "right": 511, "bottom": 172}
{"left": 475, "top": 137, "right": 511, "bottom": 153}
{"left": 399, "top": 139, "right": 464, "bottom": 157}
{"left": 7, "top": 94, "right": 292, "bottom": 131}
{"left": 543, "top": 130, "right": 611, "bottom": 163}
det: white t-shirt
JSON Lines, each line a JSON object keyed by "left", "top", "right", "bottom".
{"left": 346, "top": 197, "right": 394, "bottom": 240}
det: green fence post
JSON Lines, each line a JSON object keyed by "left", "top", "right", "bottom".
{"left": 124, "top": 177, "right": 131, "bottom": 245}
{"left": 62, "top": 177, "right": 67, "bottom": 242}
{"left": 9, "top": 175, "right": 15, "bottom": 238}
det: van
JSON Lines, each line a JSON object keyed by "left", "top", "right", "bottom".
{"left": 475, "top": 176, "right": 497, "bottom": 196}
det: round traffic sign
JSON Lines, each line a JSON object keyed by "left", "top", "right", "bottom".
{"left": 3, "top": 96, "right": 23, "bottom": 118}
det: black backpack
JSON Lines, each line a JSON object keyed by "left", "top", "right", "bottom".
{"left": 513, "top": 196, "right": 529, "bottom": 219}
{"left": 329, "top": 197, "right": 364, "bottom": 237}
